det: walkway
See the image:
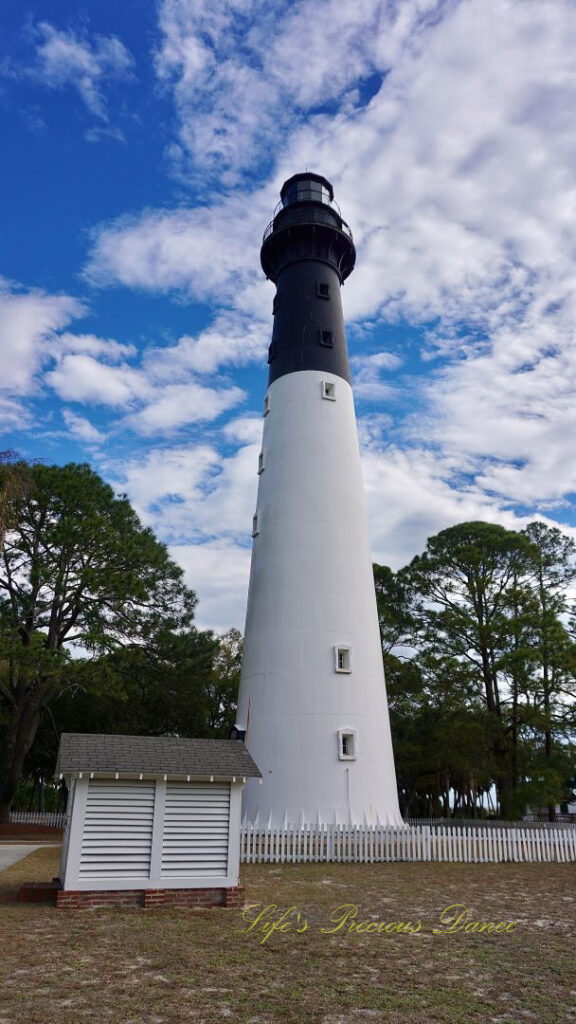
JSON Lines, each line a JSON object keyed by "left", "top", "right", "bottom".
{"left": 0, "top": 845, "right": 47, "bottom": 871}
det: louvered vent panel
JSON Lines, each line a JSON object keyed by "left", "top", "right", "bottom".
{"left": 161, "top": 783, "right": 230, "bottom": 877}
{"left": 79, "top": 780, "right": 155, "bottom": 879}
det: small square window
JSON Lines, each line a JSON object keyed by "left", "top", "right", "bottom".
{"left": 334, "top": 645, "right": 351, "bottom": 673}
{"left": 320, "top": 329, "right": 333, "bottom": 347}
{"left": 252, "top": 512, "right": 259, "bottom": 537}
{"left": 257, "top": 450, "right": 265, "bottom": 474}
{"left": 322, "top": 381, "right": 336, "bottom": 401}
{"left": 263, "top": 394, "right": 270, "bottom": 416}
{"left": 317, "top": 282, "right": 330, "bottom": 299}
{"left": 338, "top": 730, "right": 357, "bottom": 760}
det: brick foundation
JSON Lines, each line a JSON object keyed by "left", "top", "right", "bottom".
{"left": 56, "top": 889, "right": 143, "bottom": 909}
{"left": 143, "top": 888, "right": 226, "bottom": 908}
{"left": 54, "top": 885, "right": 244, "bottom": 909}
{"left": 224, "top": 886, "right": 245, "bottom": 909}
{"left": 17, "top": 881, "right": 61, "bottom": 904}
{"left": 18, "top": 882, "right": 244, "bottom": 910}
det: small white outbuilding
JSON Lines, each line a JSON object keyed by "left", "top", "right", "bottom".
{"left": 55, "top": 733, "right": 260, "bottom": 909}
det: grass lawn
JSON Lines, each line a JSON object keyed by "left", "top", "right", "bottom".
{"left": 0, "top": 847, "right": 574, "bottom": 1023}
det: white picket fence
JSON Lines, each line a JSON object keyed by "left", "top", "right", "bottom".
{"left": 405, "top": 817, "right": 576, "bottom": 829}
{"left": 9, "top": 811, "right": 67, "bottom": 828}
{"left": 240, "top": 823, "right": 576, "bottom": 864}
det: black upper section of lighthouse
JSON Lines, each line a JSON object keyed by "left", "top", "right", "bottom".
{"left": 261, "top": 173, "right": 356, "bottom": 387}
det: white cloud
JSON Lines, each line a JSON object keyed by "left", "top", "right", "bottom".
{"left": 31, "top": 21, "right": 134, "bottom": 121}
{"left": 99, "top": 438, "right": 260, "bottom": 627}
{"left": 5, "top": 0, "right": 576, "bottom": 629}
{"left": 46, "top": 345, "right": 246, "bottom": 436}
{"left": 142, "top": 315, "right": 268, "bottom": 378}
{"left": 125, "top": 381, "right": 245, "bottom": 436}
{"left": 222, "top": 416, "right": 263, "bottom": 446}
{"left": 89, "top": 0, "right": 576, "bottom": 336}
{"left": 62, "top": 409, "right": 106, "bottom": 445}
{"left": 58, "top": 332, "right": 137, "bottom": 362}
{"left": 20, "top": 106, "right": 48, "bottom": 135}
{"left": 47, "top": 354, "right": 147, "bottom": 406}
{"left": 419, "top": 317, "right": 576, "bottom": 507}
{"left": 271, "top": 0, "right": 576, "bottom": 525}
{"left": 155, "top": 0, "right": 282, "bottom": 185}
{"left": 84, "top": 199, "right": 272, "bottom": 381}
{"left": 360, "top": 440, "right": 576, "bottom": 573}
{"left": 172, "top": 541, "right": 252, "bottom": 632}
{"left": 351, "top": 351, "right": 403, "bottom": 401}
{"left": 0, "top": 396, "right": 33, "bottom": 432}
{"left": 103, "top": 440, "right": 259, "bottom": 544}
{"left": 84, "top": 125, "right": 126, "bottom": 144}
{"left": 83, "top": 0, "right": 576, "bottom": 525}
{"left": 154, "top": 0, "right": 445, "bottom": 184}
{"left": 100, "top": 426, "right": 575, "bottom": 631}
{"left": 85, "top": 196, "right": 272, "bottom": 312}
{"left": 108, "top": 444, "right": 221, "bottom": 519}
{"left": 290, "top": 0, "right": 576, "bottom": 335}
{"left": 0, "top": 281, "right": 86, "bottom": 395}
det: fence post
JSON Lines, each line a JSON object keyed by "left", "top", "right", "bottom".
{"left": 423, "top": 826, "right": 430, "bottom": 862}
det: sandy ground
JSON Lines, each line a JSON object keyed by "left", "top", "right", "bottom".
{"left": 1, "top": 847, "right": 575, "bottom": 1023}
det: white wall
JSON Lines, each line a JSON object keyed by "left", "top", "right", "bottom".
{"left": 237, "top": 370, "right": 403, "bottom": 827}
{"left": 61, "top": 777, "right": 244, "bottom": 891}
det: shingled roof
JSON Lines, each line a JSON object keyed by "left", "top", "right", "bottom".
{"left": 56, "top": 733, "right": 261, "bottom": 779}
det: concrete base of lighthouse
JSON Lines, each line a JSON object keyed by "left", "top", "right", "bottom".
{"left": 236, "top": 369, "right": 403, "bottom": 828}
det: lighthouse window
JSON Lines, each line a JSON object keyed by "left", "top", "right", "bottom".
{"left": 320, "top": 330, "right": 333, "bottom": 347}
{"left": 263, "top": 394, "right": 270, "bottom": 416}
{"left": 252, "top": 512, "right": 260, "bottom": 537}
{"left": 317, "top": 282, "right": 330, "bottom": 299}
{"left": 322, "top": 381, "right": 336, "bottom": 401}
{"left": 338, "top": 730, "right": 357, "bottom": 761}
{"left": 258, "top": 450, "right": 265, "bottom": 474}
{"left": 334, "top": 645, "right": 352, "bottom": 673}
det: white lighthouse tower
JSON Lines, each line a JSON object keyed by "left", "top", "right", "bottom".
{"left": 235, "top": 173, "right": 402, "bottom": 828}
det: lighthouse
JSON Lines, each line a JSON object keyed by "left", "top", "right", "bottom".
{"left": 235, "top": 173, "right": 402, "bottom": 828}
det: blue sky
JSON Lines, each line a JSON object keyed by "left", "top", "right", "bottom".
{"left": 1, "top": 0, "right": 576, "bottom": 631}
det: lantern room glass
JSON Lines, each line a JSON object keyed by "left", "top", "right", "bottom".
{"left": 282, "top": 180, "right": 333, "bottom": 207}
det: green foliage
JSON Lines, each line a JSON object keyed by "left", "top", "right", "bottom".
{"left": 19, "top": 626, "right": 243, "bottom": 794}
{"left": 375, "top": 519, "right": 576, "bottom": 820}
{"left": 0, "top": 462, "right": 197, "bottom": 816}
{"left": 0, "top": 453, "right": 31, "bottom": 546}
{"left": 373, "top": 564, "right": 414, "bottom": 654}
{"left": 0, "top": 462, "right": 196, "bottom": 653}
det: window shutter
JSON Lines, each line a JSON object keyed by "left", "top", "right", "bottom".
{"left": 161, "top": 782, "right": 230, "bottom": 877}
{"left": 79, "top": 780, "right": 155, "bottom": 879}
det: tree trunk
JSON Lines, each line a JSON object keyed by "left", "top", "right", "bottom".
{"left": 538, "top": 568, "right": 557, "bottom": 824}
{"left": 0, "top": 701, "right": 43, "bottom": 822}
{"left": 544, "top": 699, "right": 556, "bottom": 821}
{"left": 496, "top": 774, "right": 516, "bottom": 820}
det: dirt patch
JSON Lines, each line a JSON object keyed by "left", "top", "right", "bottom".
{"left": 0, "top": 823, "right": 63, "bottom": 843}
{"left": 0, "top": 849, "right": 574, "bottom": 1023}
